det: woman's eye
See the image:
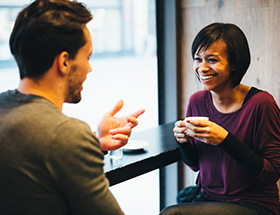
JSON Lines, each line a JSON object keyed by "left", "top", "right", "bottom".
{"left": 194, "top": 57, "right": 201, "bottom": 62}
{"left": 208, "top": 58, "right": 217, "bottom": 62}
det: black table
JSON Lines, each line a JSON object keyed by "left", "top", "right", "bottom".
{"left": 104, "top": 122, "right": 181, "bottom": 186}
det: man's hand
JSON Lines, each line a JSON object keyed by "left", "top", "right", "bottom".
{"left": 97, "top": 100, "right": 145, "bottom": 151}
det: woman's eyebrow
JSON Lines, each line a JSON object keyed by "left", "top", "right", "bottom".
{"left": 195, "top": 53, "right": 218, "bottom": 58}
{"left": 206, "top": 54, "right": 218, "bottom": 57}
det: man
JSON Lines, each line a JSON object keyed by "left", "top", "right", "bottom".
{"left": 0, "top": 0, "right": 144, "bottom": 214}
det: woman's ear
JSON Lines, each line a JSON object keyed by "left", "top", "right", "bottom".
{"left": 230, "top": 64, "right": 236, "bottom": 72}
{"left": 57, "top": 51, "right": 71, "bottom": 76}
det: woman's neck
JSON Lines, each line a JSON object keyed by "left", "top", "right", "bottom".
{"left": 210, "top": 84, "right": 250, "bottom": 113}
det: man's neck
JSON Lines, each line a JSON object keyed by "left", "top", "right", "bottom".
{"left": 17, "top": 78, "right": 64, "bottom": 110}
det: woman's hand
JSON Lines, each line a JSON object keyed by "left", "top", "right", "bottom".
{"left": 173, "top": 120, "right": 194, "bottom": 144}
{"left": 185, "top": 118, "right": 228, "bottom": 146}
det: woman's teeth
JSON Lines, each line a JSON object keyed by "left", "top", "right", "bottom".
{"left": 200, "top": 75, "right": 216, "bottom": 81}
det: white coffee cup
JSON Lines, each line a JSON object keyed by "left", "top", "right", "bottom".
{"left": 184, "top": 116, "right": 209, "bottom": 123}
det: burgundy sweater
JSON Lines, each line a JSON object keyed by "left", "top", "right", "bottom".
{"left": 179, "top": 88, "right": 280, "bottom": 214}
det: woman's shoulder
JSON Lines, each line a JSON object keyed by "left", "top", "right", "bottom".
{"left": 248, "top": 89, "right": 277, "bottom": 105}
{"left": 245, "top": 88, "right": 280, "bottom": 114}
{"left": 189, "top": 90, "right": 209, "bottom": 102}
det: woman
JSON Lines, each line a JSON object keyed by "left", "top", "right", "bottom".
{"left": 160, "top": 23, "right": 280, "bottom": 215}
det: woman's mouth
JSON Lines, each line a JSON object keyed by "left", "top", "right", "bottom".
{"left": 200, "top": 74, "right": 217, "bottom": 81}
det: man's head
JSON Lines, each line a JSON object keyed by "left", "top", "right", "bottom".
{"left": 9, "top": 0, "right": 93, "bottom": 80}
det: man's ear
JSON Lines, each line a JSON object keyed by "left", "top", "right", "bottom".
{"left": 57, "top": 51, "right": 71, "bottom": 76}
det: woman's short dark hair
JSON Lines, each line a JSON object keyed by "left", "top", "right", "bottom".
{"left": 191, "top": 23, "right": 251, "bottom": 88}
{"left": 9, "top": 0, "right": 93, "bottom": 79}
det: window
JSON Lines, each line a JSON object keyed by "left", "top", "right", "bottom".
{"left": 0, "top": 0, "right": 159, "bottom": 214}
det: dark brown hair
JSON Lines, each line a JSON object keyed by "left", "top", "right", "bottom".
{"left": 10, "top": 0, "right": 93, "bottom": 79}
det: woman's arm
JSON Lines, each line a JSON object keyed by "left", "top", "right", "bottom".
{"left": 179, "top": 141, "right": 199, "bottom": 171}
{"left": 218, "top": 133, "right": 263, "bottom": 177}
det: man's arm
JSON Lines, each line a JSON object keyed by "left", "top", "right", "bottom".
{"left": 47, "top": 120, "right": 124, "bottom": 215}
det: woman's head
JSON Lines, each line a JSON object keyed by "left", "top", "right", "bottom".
{"left": 191, "top": 23, "right": 251, "bottom": 87}
{"left": 9, "top": 0, "right": 93, "bottom": 79}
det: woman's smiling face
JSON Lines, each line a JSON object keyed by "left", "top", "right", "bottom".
{"left": 193, "top": 39, "right": 234, "bottom": 92}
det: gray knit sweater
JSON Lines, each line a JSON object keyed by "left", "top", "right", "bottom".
{"left": 0, "top": 90, "right": 124, "bottom": 215}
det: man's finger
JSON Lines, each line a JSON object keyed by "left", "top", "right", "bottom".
{"left": 108, "top": 99, "right": 124, "bottom": 116}
{"left": 129, "top": 108, "right": 145, "bottom": 118}
{"left": 109, "top": 126, "right": 131, "bottom": 135}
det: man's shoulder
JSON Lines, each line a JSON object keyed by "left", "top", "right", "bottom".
{"left": 0, "top": 89, "right": 15, "bottom": 101}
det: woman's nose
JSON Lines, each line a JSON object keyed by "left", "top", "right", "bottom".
{"left": 198, "top": 62, "right": 209, "bottom": 73}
